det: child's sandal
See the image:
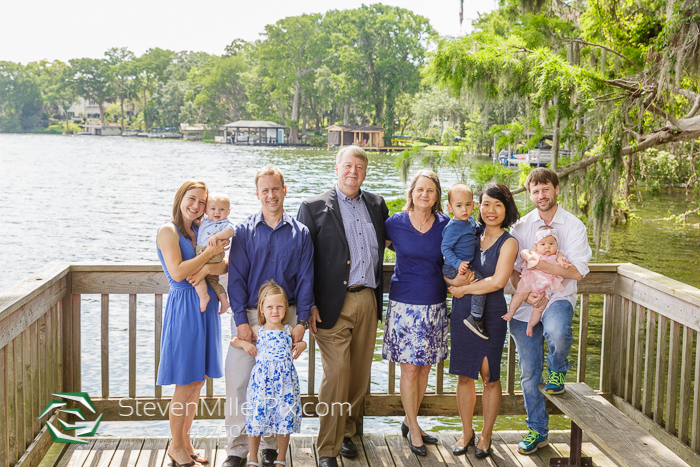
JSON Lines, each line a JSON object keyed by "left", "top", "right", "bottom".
{"left": 247, "top": 463, "right": 260, "bottom": 467}
{"left": 273, "top": 462, "right": 286, "bottom": 466}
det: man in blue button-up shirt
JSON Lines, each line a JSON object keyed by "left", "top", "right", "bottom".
{"left": 222, "top": 166, "right": 314, "bottom": 467}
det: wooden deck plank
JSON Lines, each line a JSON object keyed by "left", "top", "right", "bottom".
{"left": 436, "top": 433, "right": 472, "bottom": 466}
{"left": 433, "top": 433, "right": 467, "bottom": 466}
{"left": 361, "top": 433, "right": 395, "bottom": 467}
{"left": 133, "top": 438, "right": 168, "bottom": 467}
{"left": 490, "top": 433, "right": 525, "bottom": 467}
{"left": 212, "top": 438, "right": 227, "bottom": 467}
{"left": 86, "top": 438, "right": 120, "bottom": 467}
{"left": 192, "top": 436, "right": 216, "bottom": 466}
{"left": 55, "top": 440, "right": 97, "bottom": 467}
{"left": 342, "top": 436, "right": 369, "bottom": 467}
{"left": 384, "top": 434, "right": 421, "bottom": 467}
{"left": 107, "top": 439, "right": 144, "bottom": 467}
{"left": 290, "top": 435, "right": 317, "bottom": 467}
{"left": 495, "top": 432, "right": 543, "bottom": 467}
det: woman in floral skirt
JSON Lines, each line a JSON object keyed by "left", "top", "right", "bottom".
{"left": 381, "top": 170, "right": 449, "bottom": 456}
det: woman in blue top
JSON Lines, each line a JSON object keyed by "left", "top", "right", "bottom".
{"left": 382, "top": 170, "right": 450, "bottom": 456}
{"left": 447, "top": 183, "right": 519, "bottom": 459}
{"left": 156, "top": 181, "right": 228, "bottom": 467}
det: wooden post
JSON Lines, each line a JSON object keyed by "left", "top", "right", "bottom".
{"left": 642, "top": 309, "right": 656, "bottom": 418}
{"left": 654, "top": 315, "right": 668, "bottom": 425}
{"left": 101, "top": 294, "right": 109, "bottom": 399}
{"left": 507, "top": 335, "right": 516, "bottom": 394}
{"left": 678, "top": 326, "right": 694, "bottom": 443}
{"left": 666, "top": 320, "right": 681, "bottom": 433}
{"left": 61, "top": 274, "right": 74, "bottom": 393}
{"left": 129, "top": 294, "right": 137, "bottom": 399}
{"left": 155, "top": 294, "right": 162, "bottom": 399}
{"left": 576, "top": 295, "right": 589, "bottom": 383}
{"left": 600, "top": 294, "right": 614, "bottom": 394}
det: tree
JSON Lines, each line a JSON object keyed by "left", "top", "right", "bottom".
{"left": 133, "top": 48, "right": 176, "bottom": 129}
{"left": 69, "top": 58, "right": 112, "bottom": 124}
{"left": 327, "top": 5, "right": 435, "bottom": 135}
{"left": 426, "top": 0, "right": 700, "bottom": 245}
{"left": 43, "top": 61, "right": 78, "bottom": 134}
{"left": 193, "top": 55, "right": 248, "bottom": 125}
{"left": 105, "top": 48, "right": 136, "bottom": 130}
{"left": 257, "top": 14, "right": 329, "bottom": 143}
{"left": 0, "top": 61, "right": 43, "bottom": 131}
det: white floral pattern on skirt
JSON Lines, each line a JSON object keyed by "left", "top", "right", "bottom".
{"left": 382, "top": 300, "right": 449, "bottom": 365}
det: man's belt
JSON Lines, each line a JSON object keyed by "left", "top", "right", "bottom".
{"left": 347, "top": 285, "right": 368, "bottom": 293}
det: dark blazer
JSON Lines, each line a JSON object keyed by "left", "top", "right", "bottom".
{"left": 297, "top": 187, "right": 389, "bottom": 329}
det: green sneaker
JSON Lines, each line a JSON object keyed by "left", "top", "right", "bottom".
{"left": 545, "top": 371, "right": 566, "bottom": 394}
{"left": 518, "top": 429, "right": 548, "bottom": 454}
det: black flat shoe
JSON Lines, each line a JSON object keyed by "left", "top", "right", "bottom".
{"left": 339, "top": 437, "right": 358, "bottom": 458}
{"left": 452, "top": 429, "right": 476, "bottom": 456}
{"left": 474, "top": 438, "right": 493, "bottom": 459}
{"left": 407, "top": 431, "right": 427, "bottom": 456}
{"left": 261, "top": 449, "right": 277, "bottom": 467}
{"left": 401, "top": 422, "right": 438, "bottom": 444}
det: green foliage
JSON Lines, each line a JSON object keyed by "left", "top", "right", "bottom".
{"left": 386, "top": 198, "right": 406, "bottom": 216}
{"left": 472, "top": 164, "right": 514, "bottom": 191}
{"left": 306, "top": 135, "right": 326, "bottom": 147}
{"left": 637, "top": 148, "right": 700, "bottom": 192}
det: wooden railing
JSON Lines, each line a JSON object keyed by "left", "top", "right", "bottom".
{"left": 1, "top": 263, "right": 699, "bottom": 466}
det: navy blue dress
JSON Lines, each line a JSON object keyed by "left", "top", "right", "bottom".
{"left": 449, "top": 231, "right": 513, "bottom": 381}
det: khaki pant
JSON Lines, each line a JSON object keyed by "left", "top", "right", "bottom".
{"left": 195, "top": 246, "right": 225, "bottom": 296}
{"left": 224, "top": 306, "right": 297, "bottom": 457}
{"left": 315, "top": 288, "right": 377, "bottom": 458}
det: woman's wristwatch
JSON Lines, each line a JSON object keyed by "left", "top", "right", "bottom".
{"left": 297, "top": 320, "right": 309, "bottom": 330}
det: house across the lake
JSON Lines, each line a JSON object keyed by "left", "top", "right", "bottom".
{"left": 326, "top": 124, "right": 385, "bottom": 150}
{"left": 217, "top": 120, "right": 287, "bottom": 145}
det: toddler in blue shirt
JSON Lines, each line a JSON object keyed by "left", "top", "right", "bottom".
{"left": 195, "top": 193, "right": 235, "bottom": 313}
{"left": 441, "top": 183, "right": 488, "bottom": 339}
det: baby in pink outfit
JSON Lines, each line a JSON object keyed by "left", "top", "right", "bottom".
{"left": 502, "top": 225, "right": 570, "bottom": 336}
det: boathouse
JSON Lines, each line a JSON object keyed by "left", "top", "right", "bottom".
{"left": 219, "top": 120, "right": 286, "bottom": 145}
{"left": 327, "top": 124, "right": 385, "bottom": 150}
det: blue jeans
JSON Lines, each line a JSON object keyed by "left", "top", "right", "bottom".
{"left": 508, "top": 299, "right": 574, "bottom": 436}
{"left": 442, "top": 263, "right": 485, "bottom": 320}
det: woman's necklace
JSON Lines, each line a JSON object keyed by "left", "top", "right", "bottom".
{"left": 410, "top": 210, "right": 432, "bottom": 231}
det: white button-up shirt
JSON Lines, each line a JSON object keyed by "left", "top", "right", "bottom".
{"left": 509, "top": 204, "right": 592, "bottom": 322}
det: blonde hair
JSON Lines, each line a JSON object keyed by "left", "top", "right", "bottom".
{"left": 257, "top": 280, "right": 289, "bottom": 325}
{"left": 447, "top": 183, "right": 473, "bottom": 204}
{"left": 171, "top": 181, "right": 207, "bottom": 241}
{"left": 255, "top": 166, "right": 285, "bottom": 188}
{"left": 403, "top": 170, "right": 443, "bottom": 214}
{"left": 335, "top": 145, "right": 369, "bottom": 165}
{"left": 207, "top": 193, "right": 230, "bottom": 206}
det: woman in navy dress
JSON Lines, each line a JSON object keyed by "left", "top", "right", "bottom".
{"left": 156, "top": 181, "right": 228, "bottom": 467}
{"left": 382, "top": 170, "right": 450, "bottom": 456}
{"left": 447, "top": 183, "right": 520, "bottom": 459}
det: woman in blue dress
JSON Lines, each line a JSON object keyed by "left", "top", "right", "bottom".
{"left": 382, "top": 170, "right": 450, "bottom": 456}
{"left": 157, "top": 181, "right": 228, "bottom": 467}
{"left": 447, "top": 183, "right": 519, "bottom": 459}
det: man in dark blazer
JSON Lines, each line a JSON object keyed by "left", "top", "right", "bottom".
{"left": 297, "top": 146, "right": 388, "bottom": 467}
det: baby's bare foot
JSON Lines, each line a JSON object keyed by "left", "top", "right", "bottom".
{"left": 217, "top": 293, "right": 230, "bottom": 314}
{"left": 199, "top": 294, "right": 210, "bottom": 313}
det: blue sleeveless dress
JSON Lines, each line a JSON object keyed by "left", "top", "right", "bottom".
{"left": 449, "top": 231, "right": 513, "bottom": 381}
{"left": 156, "top": 222, "right": 223, "bottom": 385}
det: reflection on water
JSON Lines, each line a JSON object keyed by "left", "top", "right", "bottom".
{"left": 2, "top": 134, "right": 699, "bottom": 437}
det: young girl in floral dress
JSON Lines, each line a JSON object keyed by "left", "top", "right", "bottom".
{"left": 231, "top": 281, "right": 306, "bottom": 466}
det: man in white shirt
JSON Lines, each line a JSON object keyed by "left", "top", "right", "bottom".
{"left": 508, "top": 168, "right": 592, "bottom": 455}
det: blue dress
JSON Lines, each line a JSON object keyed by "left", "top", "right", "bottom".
{"left": 449, "top": 231, "right": 513, "bottom": 381}
{"left": 382, "top": 211, "right": 450, "bottom": 365}
{"left": 245, "top": 325, "right": 302, "bottom": 435}
{"left": 156, "top": 222, "right": 223, "bottom": 386}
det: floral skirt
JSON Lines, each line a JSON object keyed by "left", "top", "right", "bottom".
{"left": 382, "top": 300, "right": 449, "bottom": 365}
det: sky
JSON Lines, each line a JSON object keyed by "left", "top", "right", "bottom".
{"left": 1, "top": 0, "right": 497, "bottom": 64}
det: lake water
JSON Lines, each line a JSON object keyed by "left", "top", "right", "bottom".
{"left": 2, "top": 134, "right": 699, "bottom": 437}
